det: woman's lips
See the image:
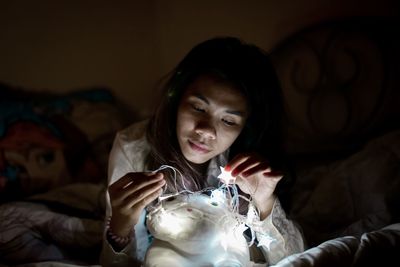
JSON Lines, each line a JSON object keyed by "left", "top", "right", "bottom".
{"left": 188, "top": 140, "right": 210, "bottom": 153}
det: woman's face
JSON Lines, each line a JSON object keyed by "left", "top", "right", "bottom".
{"left": 176, "top": 75, "right": 248, "bottom": 164}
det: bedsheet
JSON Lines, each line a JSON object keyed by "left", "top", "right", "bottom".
{"left": 0, "top": 183, "right": 106, "bottom": 266}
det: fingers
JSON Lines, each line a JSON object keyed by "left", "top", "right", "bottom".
{"left": 225, "top": 153, "right": 250, "bottom": 172}
{"left": 108, "top": 172, "right": 165, "bottom": 204}
{"left": 125, "top": 180, "right": 165, "bottom": 209}
{"left": 227, "top": 153, "right": 271, "bottom": 177}
{"left": 111, "top": 172, "right": 162, "bottom": 190}
{"left": 109, "top": 172, "right": 137, "bottom": 190}
{"left": 109, "top": 172, "right": 166, "bottom": 227}
{"left": 232, "top": 157, "right": 259, "bottom": 177}
{"left": 242, "top": 162, "right": 272, "bottom": 177}
{"left": 120, "top": 172, "right": 164, "bottom": 200}
{"left": 110, "top": 176, "right": 165, "bottom": 219}
{"left": 263, "top": 170, "right": 284, "bottom": 181}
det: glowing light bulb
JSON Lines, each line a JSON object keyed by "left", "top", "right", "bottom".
{"left": 217, "top": 166, "right": 236, "bottom": 184}
{"left": 210, "top": 188, "right": 227, "bottom": 204}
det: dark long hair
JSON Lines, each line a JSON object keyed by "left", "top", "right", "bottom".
{"left": 146, "top": 37, "right": 293, "bottom": 210}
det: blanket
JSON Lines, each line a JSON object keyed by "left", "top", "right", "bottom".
{"left": 272, "top": 223, "right": 400, "bottom": 267}
{"left": 0, "top": 183, "right": 106, "bottom": 266}
{"left": 289, "top": 129, "right": 400, "bottom": 247}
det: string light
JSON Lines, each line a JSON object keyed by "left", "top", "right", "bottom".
{"left": 144, "top": 165, "right": 267, "bottom": 267}
{"left": 217, "top": 166, "right": 236, "bottom": 184}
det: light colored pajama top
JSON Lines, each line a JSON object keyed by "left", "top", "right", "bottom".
{"left": 100, "top": 120, "right": 304, "bottom": 267}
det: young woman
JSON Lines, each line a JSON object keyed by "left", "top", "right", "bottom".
{"left": 100, "top": 37, "right": 304, "bottom": 266}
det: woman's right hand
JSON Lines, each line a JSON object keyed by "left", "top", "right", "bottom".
{"left": 108, "top": 172, "right": 165, "bottom": 238}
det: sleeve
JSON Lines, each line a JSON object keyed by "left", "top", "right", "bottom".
{"left": 99, "top": 132, "right": 147, "bottom": 267}
{"left": 246, "top": 198, "right": 305, "bottom": 265}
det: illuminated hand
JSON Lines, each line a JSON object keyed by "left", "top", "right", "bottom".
{"left": 108, "top": 172, "right": 165, "bottom": 237}
{"left": 225, "top": 153, "right": 283, "bottom": 219}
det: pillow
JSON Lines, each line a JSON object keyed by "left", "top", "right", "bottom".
{"left": 0, "top": 83, "right": 127, "bottom": 202}
{"left": 272, "top": 236, "right": 359, "bottom": 267}
{"left": 352, "top": 223, "right": 400, "bottom": 267}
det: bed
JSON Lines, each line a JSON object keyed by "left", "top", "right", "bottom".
{"left": 269, "top": 16, "right": 400, "bottom": 266}
{"left": 1, "top": 16, "right": 399, "bottom": 267}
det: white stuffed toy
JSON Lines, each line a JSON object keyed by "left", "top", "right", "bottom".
{"left": 144, "top": 191, "right": 251, "bottom": 267}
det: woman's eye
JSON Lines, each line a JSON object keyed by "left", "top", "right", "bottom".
{"left": 222, "top": 119, "right": 237, "bottom": 126}
{"left": 192, "top": 105, "right": 205, "bottom": 113}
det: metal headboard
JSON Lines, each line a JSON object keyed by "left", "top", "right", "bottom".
{"left": 271, "top": 17, "right": 400, "bottom": 156}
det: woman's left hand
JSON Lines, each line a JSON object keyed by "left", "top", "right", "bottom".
{"left": 226, "top": 152, "right": 284, "bottom": 219}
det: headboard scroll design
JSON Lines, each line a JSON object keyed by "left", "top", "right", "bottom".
{"left": 271, "top": 17, "right": 400, "bottom": 156}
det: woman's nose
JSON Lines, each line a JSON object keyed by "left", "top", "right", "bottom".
{"left": 195, "top": 121, "right": 216, "bottom": 140}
